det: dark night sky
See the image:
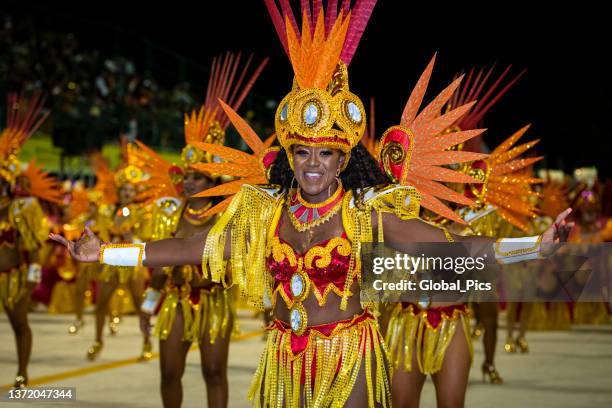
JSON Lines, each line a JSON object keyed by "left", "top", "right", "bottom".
{"left": 6, "top": 1, "right": 612, "bottom": 177}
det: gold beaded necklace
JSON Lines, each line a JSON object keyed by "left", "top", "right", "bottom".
{"left": 287, "top": 180, "right": 344, "bottom": 232}
{"left": 183, "top": 201, "right": 213, "bottom": 226}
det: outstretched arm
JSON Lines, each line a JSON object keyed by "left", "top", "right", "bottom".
{"left": 380, "top": 208, "right": 574, "bottom": 263}
{"left": 50, "top": 225, "right": 231, "bottom": 268}
{"left": 144, "top": 233, "right": 207, "bottom": 267}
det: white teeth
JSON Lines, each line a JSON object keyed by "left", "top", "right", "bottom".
{"left": 305, "top": 172, "right": 322, "bottom": 177}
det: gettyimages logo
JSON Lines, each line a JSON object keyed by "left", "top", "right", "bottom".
{"left": 372, "top": 253, "right": 487, "bottom": 275}
{"left": 360, "top": 242, "right": 612, "bottom": 304}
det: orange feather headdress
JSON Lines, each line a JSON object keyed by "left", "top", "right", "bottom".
{"left": 18, "top": 159, "right": 62, "bottom": 204}
{"left": 90, "top": 153, "right": 119, "bottom": 205}
{"left": 114, "top": 52, "right": 268, "bottom": 205}
{"left": 0, "top": 93, "right": 49, "bottom": 186}
{"left": 181, "top": 52, "right": 268, "bottom": 174}
{"left": 265, "top": 0, "right": 377, "bottom": 169}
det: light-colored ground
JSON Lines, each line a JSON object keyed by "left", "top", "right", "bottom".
{"left": 1, "top": 310, "right": 611, "bottom": 407}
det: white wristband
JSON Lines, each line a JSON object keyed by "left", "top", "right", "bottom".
{"left": 494, "top": 236, "right": 543, "bottom": 264}
{"left": 100, "top": 243, "right": 146, "bottom": 266}
{"left": 141, "top": 288, "right": 162, "bottom": 314}
{"left": 27, "top": 263, "right": 42, "bottom": 283}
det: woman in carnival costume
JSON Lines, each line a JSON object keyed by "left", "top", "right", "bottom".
{"left": 51, "top": 1, "right": 573, "bottom": 406}
{"left": 568, "top": 168, "right": 612, "bottom": 325}
{"left": 84, "top": 143, "right": 153, "bottom": 361}
{"left": 67, "top": 154, "right": 117, "bottom": 333}
{"left": 383, "top": 57, "right": 544, "bottom": 404}
{"left": 137, "top": 52, "right": 267, "bottom": 408}
{"left": 1, "top": 93, "right": 62, "bottom": 387}
{"left": 384, "top": 63, "right": 528, "bottom": 389}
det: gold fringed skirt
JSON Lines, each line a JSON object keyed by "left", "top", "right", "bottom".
{"left": 0, "top": 266, "right": 28, "bottom": 311}
{"left": 573, "top": 302, "right": 610, "bottom": 325}
{"left": 249, "top": 311, "right": 391, "bottom": 408}
{"left": 386, "top": 303, "right": 473, "bottom": 375}
{"left": 155, "top": 284, "right": 238, "bottom": 344}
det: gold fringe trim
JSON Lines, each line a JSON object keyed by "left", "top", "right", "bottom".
{"left": 154, "top": 285, "right": 238, "bottom": 343}
{"left": 202, "top": 185, "right": 280, "bottom": 310}
{"left": 572, "top": 302, "right": 610, "bottom": 325}
{"left": 385, "top": 304, "right": 473, "bottom": 375}
{"left": 249, "top": 317, "right": 391, "bottom": 407}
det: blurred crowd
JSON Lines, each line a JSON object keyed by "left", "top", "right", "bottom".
{"left": 0, "top": 14, "right": 201, "bottom": 153}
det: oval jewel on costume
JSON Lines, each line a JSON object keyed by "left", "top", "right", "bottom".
{"left": 185, "top": 147, "right": 195, "bottom": 161}
{"left": 290, "top": 273, "right": 304, "bottom": 298}
{"left": 303, "top": 103, "right": 319, "bottom": 126}
{"left": 280, "top": 103, "right": 288, "bottom": 122}
{"left": 347, "top": 101, "right": 362, "bottom": 123}
{"left": 290, "top": 308, "right": 302, "bottom": 332}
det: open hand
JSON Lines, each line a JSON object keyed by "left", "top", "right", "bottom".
{"left": 541, "top": 208, "right": 574, "bottom": 257}
{"left": 49, "top": 227, "right": 102, "bottom": 263}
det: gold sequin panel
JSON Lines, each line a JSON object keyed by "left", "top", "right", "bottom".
{"left": 385, "top": 303, "right": 473, "bottom": 375}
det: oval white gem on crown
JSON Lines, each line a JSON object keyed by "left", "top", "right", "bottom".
{"left": 303, "top": 103, "right": 319, "bottom": 125}
{"left": 186, "top": 148, "right": 195, "bottom": 161}
{"left": 280, "top": 103, "right": 288, "bottom": 122}
{"left": 347, "top": 102, "right": 362, "bottom": 123}
{"left": 290, "top": 309, "right": 302, "bottom": 331}
{"left": 290, "top": 274, "right": 304, "bottom": 297}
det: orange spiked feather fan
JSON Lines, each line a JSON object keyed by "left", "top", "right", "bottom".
{"left": 379, "top": 55, "right": 488, "bottom": 224}
{"left": 19, "top": 159, "right": 62, "bottom": 204}
{"left": 464, "top": 124, "right": 543, "bottom": 231}
{"left": 0, "top": 92, "right": 49, "bottom": 185}
{"left": 191, "top": 100, "right": 278, "bottom": 216}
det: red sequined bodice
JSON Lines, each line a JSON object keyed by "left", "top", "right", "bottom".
{"left": 266, "top": 218, "right": 353, "bottom": 306}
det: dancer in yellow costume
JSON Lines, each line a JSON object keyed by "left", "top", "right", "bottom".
{"left": 52, "top": 2, "right": 574, "bottom": 406}
{"left": 382, "top": 63, "right": 528, "bottom": 391}
{"left": 66, "top": 157, "right": 116, "bottom": 333}
{"left": 1, "top": 93, "right": 62, "bottom": 387}
{"left": 137, "top": 51, "right": 267, "bottom": 408}
{"left": 85, "top": 145, "right": 153, "bottom": 361}
{"left": 385, "top": 69, "right": 542, "bottom": 406}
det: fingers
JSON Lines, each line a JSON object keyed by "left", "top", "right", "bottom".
{"left": 560, "top": 221, "right": 574, "bottom": 241}
{"left": 85, "top": 227, "right": 96, "bottom": 239}
{"left": 555, "top": 207, "right": 572, "bottom": 225}
{"left": 553, "top": 220, "right": 574, "bottom": 243}
{"left": 49, "top": 233, "right": 71, "bottom": 248}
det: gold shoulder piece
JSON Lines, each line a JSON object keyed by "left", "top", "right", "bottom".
{"left": 356, "top": 184, "right": 421, "bottom": 220}
{"left": 150, "top": 197, "right": 184, "bottom": 240}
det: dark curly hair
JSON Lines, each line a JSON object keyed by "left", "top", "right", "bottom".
{"left": 269, "top": 144, "right": 389, "bottom": 191}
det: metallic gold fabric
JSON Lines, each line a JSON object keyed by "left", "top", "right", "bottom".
{"left": 9, "top": 198, "right": 50, "bottom": 251}
{"left": 249, "top": 315, "right": 391, "bottom": 408}
{"left": 154, "top": 285, "right": 238, "bottom": 344}
{"left": 0, "top": 265, "right": 27, "bottom": 310}
{"left": 385, "top": 304, "right": 473, "bottom": 375}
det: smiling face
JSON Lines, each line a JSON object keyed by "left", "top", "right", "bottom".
{"left": 292, "top": 144, "right": 345, "bottom": 202}
{"left": 183, "top": 169, "right": 215, "bottom": 197}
